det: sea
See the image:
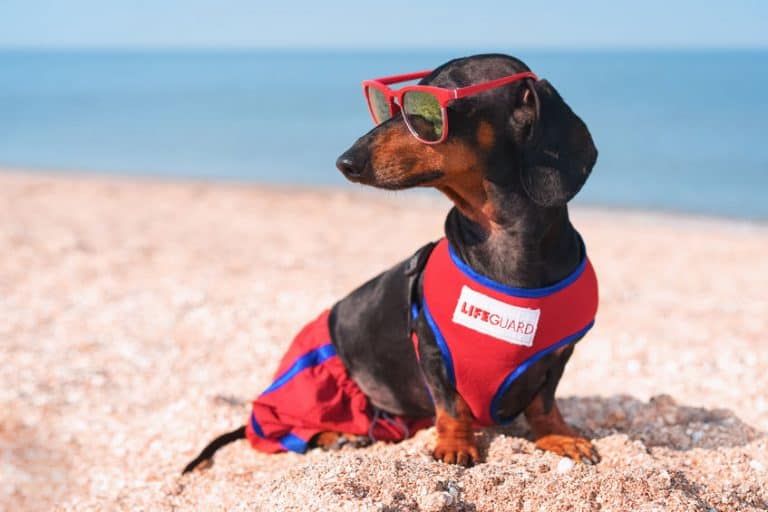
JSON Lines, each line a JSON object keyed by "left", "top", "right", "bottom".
{"left": 0, "top": 49, "right": 766, "bottom": 220}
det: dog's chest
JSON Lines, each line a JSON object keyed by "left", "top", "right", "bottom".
{"left": 415, "top": 238, "right": 598, "bottom": 425}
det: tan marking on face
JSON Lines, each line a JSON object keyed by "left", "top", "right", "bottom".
{"left": 370, "top": 125, "right": 481, "bottom": 181}
{"left": 476, "top": 121, "right": 495, "bottom": 151}
{"left": 369, "top": 123, "right": 497, "bottom": 229}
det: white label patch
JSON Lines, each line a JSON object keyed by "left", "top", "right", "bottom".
{"left": 451, "top": 286, "right": 540, "bottom": 346}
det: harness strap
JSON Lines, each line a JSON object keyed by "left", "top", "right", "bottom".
{"left": 405, "top": 240, "right": 438, "bottom": 337}
{"left": 368, "top": 407, "right": 411, "bottom": 442}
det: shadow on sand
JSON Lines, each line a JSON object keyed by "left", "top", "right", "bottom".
{"left": 487, "top": 393, "right": 763, "bottom": 451}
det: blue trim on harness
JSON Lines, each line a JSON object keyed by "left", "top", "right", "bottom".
{"left": 422, "top": 300, "right": 456, "bottom": 387}
{"left": 260, "top": 343, "right": 337, "bottom": 396}
{"left": 409, "top": 300, "right": 437, "bottom": 407}
{"left": 410, "top": 302, "right": 420, "bottom": 320}
{"left": 249, "top": 412, "right": 309, "bottom": 453}
{"left": 446, "top": 239, "right": 587, "bottom": 299}
{"left": 489, "top": 320, "right": 595, "bottom": 425}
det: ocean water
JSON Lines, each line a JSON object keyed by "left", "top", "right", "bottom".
{"left": 0, "top": 49, "right": 766, "bottom": 219}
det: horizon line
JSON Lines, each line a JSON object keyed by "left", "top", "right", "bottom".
{"left": 1, "top": 44, "right": 767, "bottom": 52}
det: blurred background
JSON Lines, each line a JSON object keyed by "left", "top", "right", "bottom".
{"left": 1, "top": 0, "right": 766, "bottom": 219}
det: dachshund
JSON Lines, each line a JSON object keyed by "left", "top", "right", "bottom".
{"left": 183, "top": 53, "right": 599, "bottom": 473}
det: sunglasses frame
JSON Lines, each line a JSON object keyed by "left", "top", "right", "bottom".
{"left": 362, "top": 70, "right": 539, "bottom": 144}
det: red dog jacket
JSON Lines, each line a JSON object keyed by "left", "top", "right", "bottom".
{"left": 246, "top": 236, "right": 597, "bottom": 452}
{"left": 416, "top": 238, "right": 598, "bottom": 426}
{"left": 245, "top": 309, "right": 432, "bottom": 453}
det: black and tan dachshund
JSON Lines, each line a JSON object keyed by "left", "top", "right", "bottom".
{"left": 184, "top": 53, "right": 599, "bottom": 473}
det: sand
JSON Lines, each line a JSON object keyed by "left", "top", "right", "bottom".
{"left": 1, "top": 169, "right": 766, "bottom": 511}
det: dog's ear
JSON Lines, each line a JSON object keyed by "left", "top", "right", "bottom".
{"left": 512, "top": 79, "right": 597, "bottom": 207}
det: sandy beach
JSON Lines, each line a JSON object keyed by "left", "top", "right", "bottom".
{"left": 1, "top": 169, "right": 766, "bottom": 511}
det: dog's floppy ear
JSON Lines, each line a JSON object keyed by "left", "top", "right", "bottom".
{"left": 514, "top": 79, "right": 598, "bottom": 207}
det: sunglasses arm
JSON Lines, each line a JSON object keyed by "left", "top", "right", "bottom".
{"left": 452, "top": 71, "right": 539, "bottom": 100}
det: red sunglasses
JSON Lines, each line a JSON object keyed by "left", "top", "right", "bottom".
{"left": 362, "top": 70, "right": 538, "bottom": 144}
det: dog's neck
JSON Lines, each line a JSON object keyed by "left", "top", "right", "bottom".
{"left": 442, "top": 186, "right": 582, "bottom": 289}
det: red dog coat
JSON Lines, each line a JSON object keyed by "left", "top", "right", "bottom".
{"left": 245, "top": 309, "right": 431, "bottom": 453}
{"left": 246, "top": 236, "right": 598, "bottom": 452}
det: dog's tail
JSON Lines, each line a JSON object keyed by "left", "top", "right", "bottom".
{"left": 182, "top": 425, "right": 246, "bottom": 474}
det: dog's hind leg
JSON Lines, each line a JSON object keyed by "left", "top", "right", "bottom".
{"left": 311, "top": 431, "right": 371, "bottom": 450}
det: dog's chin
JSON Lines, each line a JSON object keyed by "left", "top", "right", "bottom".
{"left": 350, "top": 170, "right": 444, "bottom": 190}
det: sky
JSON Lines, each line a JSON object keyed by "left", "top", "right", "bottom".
{"left": 0, "top": 0, "right": 767, "bottom": 49}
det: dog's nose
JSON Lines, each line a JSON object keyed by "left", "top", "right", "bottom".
{"left": 336, "top": 152, "right": 365, "bottom": 178}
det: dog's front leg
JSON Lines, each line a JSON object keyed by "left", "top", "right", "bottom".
{"left": 432, "top": 392, "right": 479, "bottom": 466}
{"left": 524, "top": 391, "right": 600, "bottom": 464}
{"left": 522, "top": 345, "right": 600, "bottom": 464}
{"left": 414, "top": 315, "right": 479, "bottom": 466}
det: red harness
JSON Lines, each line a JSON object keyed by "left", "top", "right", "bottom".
{"left": 414, "top": 238, "right": 598, "bottom": 426}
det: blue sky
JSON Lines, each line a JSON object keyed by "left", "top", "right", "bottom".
{"left": 1, "top": 0, "right": 767, "bottom": 49}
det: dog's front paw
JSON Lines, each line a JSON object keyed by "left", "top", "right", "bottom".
{"left": 433, "top": 438, "right": 480, "bottom": 466}
{"left": 535, "top": 434, "right": 600, "bottom": 464}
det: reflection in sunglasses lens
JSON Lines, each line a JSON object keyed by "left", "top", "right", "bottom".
{"left": 367, "top": 87, "right": 391, "bottom": 124}
{"left": 402, "top": 91, "right": 443, "bottom": 142}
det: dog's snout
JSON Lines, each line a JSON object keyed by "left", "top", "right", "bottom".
{"left": 336, "top": 151, "right": 367, "bottom": 179}
{"left": 336, "top": 156, "right": 359, "bottom": 176}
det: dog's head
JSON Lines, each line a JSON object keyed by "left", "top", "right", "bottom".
{"left": 336, "top": 54, "right": 597, "bottom": 218}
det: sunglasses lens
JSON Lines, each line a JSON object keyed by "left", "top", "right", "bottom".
{"left": 367, "top": 87, "right": 391, "bottom": 124}
{"left": 402, "top": 90, "right": 444, "bottom": 142}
